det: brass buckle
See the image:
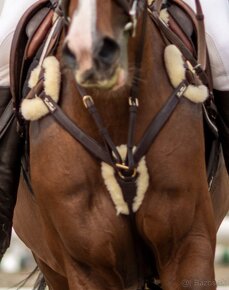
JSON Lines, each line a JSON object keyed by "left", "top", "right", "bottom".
{"left": 83, "top": 95, "right": 94, "bottom": 108}
{"left": 129, "top": 97, "right": 139, "bottom": 107}
{"left": 116, "top": 163, "right": 130, "bottom": 170}
{"left": 116, "top": 163, "right": 137, "bottom": 179}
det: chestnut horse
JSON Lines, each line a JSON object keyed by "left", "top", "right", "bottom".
{"left": 13, "top": 0, "right": 229, "bottom": 289}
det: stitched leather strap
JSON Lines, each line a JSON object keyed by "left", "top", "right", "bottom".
{"left": 39, "top": 92, "right": 114, "bottom": 166}
{"left": 0, "top": 100, "right": 15, "bottom": 140}
{"left": 133, "top": 80, "right": 188, "bottom": 164}
{"left": 150, "top": 0, "right": 207, "bottom": 72}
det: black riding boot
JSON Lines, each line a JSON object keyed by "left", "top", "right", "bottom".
{"left": 0, "top": 87, "right": 22, "bottom": 261}
{"left": 214, "top": 89, "right": 229, "bottom": 174}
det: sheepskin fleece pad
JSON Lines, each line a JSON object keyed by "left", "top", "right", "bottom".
{"left": 101, "top": 145, "right": 149, "bottom": 215}
{"left": 21, "top": 56, "right": 61, "bottom": 121}
{"left": 164, "top": 45, "right": 209, "bottom": 103}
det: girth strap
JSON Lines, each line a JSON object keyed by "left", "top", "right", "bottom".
{"left": 0, "top": 101, "right": 14, "bottom": 140}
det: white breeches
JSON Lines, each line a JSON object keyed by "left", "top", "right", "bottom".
{"left": 183, "top": 0, "right": 229, "bottom": 91}
{"left": 0, "top": 0, "right": 38, "bottom": 87}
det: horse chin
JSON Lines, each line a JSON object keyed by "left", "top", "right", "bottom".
{"left": 75, "top": 67, "right": 128, "bottom": 91}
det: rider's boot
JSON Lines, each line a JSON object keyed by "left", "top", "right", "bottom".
{"left": 214, "top": 89, "right": 229, "bottom": 174}
{"left": 0, "top": 87, "right": 21, "bottom": 261}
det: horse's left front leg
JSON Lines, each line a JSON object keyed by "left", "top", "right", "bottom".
{"left": 160, "top": 232, "right": 216, "bottom": 290}
{"left": 138, "top": 188, "right": 216, "bottom": 290}
{"left": 160, "top": 203, "right": 216, "bottom": 290}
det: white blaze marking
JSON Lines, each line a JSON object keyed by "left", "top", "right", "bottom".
{"left": 66, "top": 0, "right": 97, "bottom": 68}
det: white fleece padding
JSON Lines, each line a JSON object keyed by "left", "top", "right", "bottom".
{"left": 28, "top": 65, "right": 41, "bottom": 89}
{"left": 164, "top": 45, "right": 209, "bottom": 103}
{"left": 21, "top": 56, "right": 61, "bottom": 121}
{"left": 160, "top": 9, "right": 169, "bottom": 25}
{"left": 101, "top": 145, "right": 149, "bottom": 215}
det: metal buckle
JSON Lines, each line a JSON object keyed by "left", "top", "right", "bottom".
{"left": 193, "top": 63, "right": 201, "bottom": 71}
{"left": 176, "top": 82, "right": 188, "bottom": 98}
{"left": 83, "top": 95, "right": 94, "bottom": 109}
{"left": 193, "top": 63, "right": 204, "bottom": 76}
{"left": 116, "top": 163, "right": 130, "bottom": 170}
{"left": 116, "top": 163, "right": 137, "bottom": 179}
{"left": 129, "top": 97, "right": 139, "bottom": 107}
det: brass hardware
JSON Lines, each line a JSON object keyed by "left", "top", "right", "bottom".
{"left": 116, "top": 163, "right": 130, "bottom": 170}
{"left": 83, "top": 95, "right": 94, "bottom": 108}
{"left": 118, "top": 167, "right": 137, "bottom": 179}
{"left": 129, "top": 97, "right": 139, "bottom": 107}
{"left": 116, "top": 163, "right": 137, "bottom": 179}
{"left": 193, "top": 63, "right": 201, "bottom": 71}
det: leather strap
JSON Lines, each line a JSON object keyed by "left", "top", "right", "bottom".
{"left": 172, "top": 0, "right": 207, "bottom": 70}
{"left": 39, "top": 92, "right": 114, "bottom": 166}
{"left": 150, "top": 0, "right": 207, "bottom": 73}
{"left": 149, "top": 10, "right": 209, "bottom": 85}
{"left": 133, "top": 80, "right": 188, "bottom": 164}
{"left": 78, "top": 93, "right": 123, "bottom": 165}
{"left": 0, "top": 100, "right": 15, "bottom": 140}
{"left": 127, "top": 0, "right": 148, "bottom": 170}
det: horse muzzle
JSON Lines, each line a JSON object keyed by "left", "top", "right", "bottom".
{"left": 63, "top": 37, "right": 128, "bottom": 90}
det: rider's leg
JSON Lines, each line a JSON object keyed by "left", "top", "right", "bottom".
{"left": 0, "top": 0, "right": 37, "bottom": 260}
{"left": 201, "top": 0, "right": 229, "bottom": 174}
{"left": 0, "top": 87, "right": 21, "bottom": 260}
{"left": 183, "top": 0, "right": 229, "bottom": 174}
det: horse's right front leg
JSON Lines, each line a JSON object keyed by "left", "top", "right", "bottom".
{"left": 35, "top": 256, "right": 69, "bottom": 290}
{"left": 138, "top": 188, "right": 216, "bottom": 290}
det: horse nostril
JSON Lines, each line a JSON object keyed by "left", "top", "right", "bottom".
{"left": 62, "top": 43, "right": 77, "bottom": 69}
{"left": 97, "top": 37, "right": 120, "bottom": 66}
